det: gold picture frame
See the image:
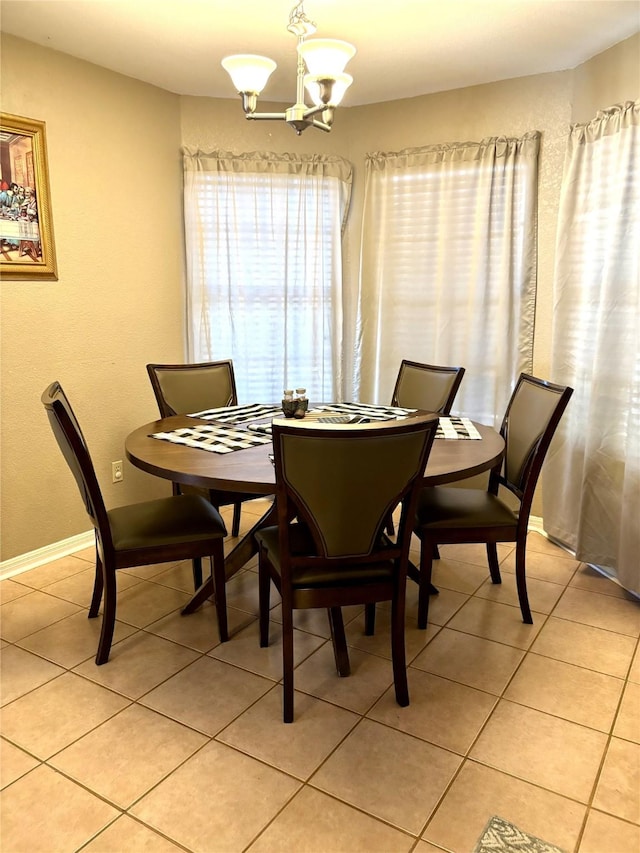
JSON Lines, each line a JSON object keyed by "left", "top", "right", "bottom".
{"left": 0, "top": 112, "right": 58, "bottom": 280}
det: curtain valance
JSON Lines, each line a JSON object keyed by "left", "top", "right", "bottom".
{"left": 183, "top": 149, "right": 353, "bottom": 182}
{"left": 365, "top": 132, "right": 541, "bottom": 171}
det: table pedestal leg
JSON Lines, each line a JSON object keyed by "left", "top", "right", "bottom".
{"left": 407, "top": 560, "right": 440, "bottom": 596}
{"left": 328, "top": 607, "right": 351, "bottom": 677}
{"left": 182, "top": 500, "right": 277, "bottom": 615}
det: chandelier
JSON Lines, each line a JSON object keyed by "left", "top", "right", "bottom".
{"left": 221, "top": 2, "right": 356, "bottom": 135}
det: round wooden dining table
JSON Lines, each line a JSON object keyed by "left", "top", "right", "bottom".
{"left": 125, "top": 412, "right": 505, "bottom": 613}
{"left": 126, "top": 413, "right": 504, "bottom": 493}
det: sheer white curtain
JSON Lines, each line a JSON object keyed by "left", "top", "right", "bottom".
{"left": 355, "top": 133, "right": 540, "bottom": 424}
{"left": 183, "top": 150, "right": 352, "bottom": 403}
{"left": 544, "top": 101, "right": 640, "bottom": 594}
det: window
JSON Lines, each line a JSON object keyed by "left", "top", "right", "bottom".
{"left": 356, "top": 134, "right": 540, "bottom": 423}
{"left": 183, "top": 151, "right": 352, "bottom": 403}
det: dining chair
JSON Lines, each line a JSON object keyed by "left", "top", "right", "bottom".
{"left": 146, "top": 360, "right": 261, "bottom": 538}
{"left": 41, "top": 381, "right": 229, "bottom": 665}
{"left": 256, "top": 415, "right": 439, "bottom": 722}
{"left": 386, "top": 360, "right": 465, "bottom": 537}
{"left": 391, "top": 359, "right": 466, "bottom": 414}
{"left": 412, "top": 373, "right": 573, "bottom": 629}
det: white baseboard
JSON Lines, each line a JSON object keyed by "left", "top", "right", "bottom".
{"left": 527, "top": 515, "right": 546, "bottom": 537}
{"left": 528, "top": 515, "right": 580, "bottom": 559}
{"left": 1, "top": 530, "right": 94, "bottom": 581}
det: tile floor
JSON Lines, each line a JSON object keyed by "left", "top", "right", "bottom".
{"left": 1, "top": 498, "right": 639, "bottom": 853}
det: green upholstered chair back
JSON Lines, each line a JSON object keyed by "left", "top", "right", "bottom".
{"left": 272, "top": 417, "right": 438, "bottom": 559}
{"left": 499, "top": 374, "right": 573, "bottom": 500}
{"left": 41, "top": 382, "right": 110, "bottom": 546}
{"left": 391, "top": 360, "right": 465, "bottom": 414}
{"left": 146, "top": 360, "right": 237, "bottom": 417}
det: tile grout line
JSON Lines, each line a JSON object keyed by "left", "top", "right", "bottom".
{"left": 2, "top": 540, "right": 638, "bottom": 853}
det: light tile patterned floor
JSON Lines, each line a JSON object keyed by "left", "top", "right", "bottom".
{"left": 1, "top": 498, "right": 639, "bottom": 852}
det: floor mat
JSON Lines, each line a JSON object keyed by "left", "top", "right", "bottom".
{"left": 473, "top": 816, "right": 567, "bottom": 853}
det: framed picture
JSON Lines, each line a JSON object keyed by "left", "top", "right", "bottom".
{"left": 0, "top": 113, "right": 57, "bottom": 280}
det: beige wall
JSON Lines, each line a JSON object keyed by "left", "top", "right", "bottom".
{"left": 1, "top": 35, "right": 185, "bottom": 560}
{"left": 1, "top": 32, "right": 638, "bottom": 561}
{"left": 572, "top": 33, "right": 640, "bottom": 123}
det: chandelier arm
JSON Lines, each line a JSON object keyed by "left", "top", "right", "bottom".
{"left": 304, "top": 104, "right": 333, "bottom": 123}
{"left": 311, "top": 119, "right": 332, "bottom": 132}
{"left": 302, "top": 103, "right": 328, "bottom": 119}
{"left": 246, "top": 112, "right": 288, "bottom": 121}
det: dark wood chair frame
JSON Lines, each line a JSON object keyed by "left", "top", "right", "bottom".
{"left": 146, "top": 360, "right": 262, "bottom": 544}
{"left": 412, "top": 373, "right": 573, "bottom": 629}
{"left": 42, "top": 381, "right": 229, "bottom": 665}
{"left": 257, "top": 416, "right": 439, "bottom": 722}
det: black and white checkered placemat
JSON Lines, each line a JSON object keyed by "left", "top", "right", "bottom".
{"left": 150, "top": 423, "right": 272, "bottom": 454}
{"left": 245, "top": 401, "right": 416, "bottom": 435}
{"left": 436, "top": 417, "right": 482, "bottom": 439}
{"left": 312, "top": 402, "right": 416, "bottom": 420}
{"left": 188, "top": 403, "right": 282, "bottom": 424}
{"left": 247, "top": 422, "right": 273, "bottom": 435}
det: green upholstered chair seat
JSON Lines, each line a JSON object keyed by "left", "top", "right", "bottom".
{"left": 255, "top": 521, "right": 313, "bottom": 557}
{"left": 108, "top": 494, "right": 226, "bottom": 552}
{"left": 415, "top": 487, "right": 517, "bottom": 530}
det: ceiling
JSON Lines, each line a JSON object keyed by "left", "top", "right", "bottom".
{"left": 1, "top": 0, "right": 638, "bottom": 107}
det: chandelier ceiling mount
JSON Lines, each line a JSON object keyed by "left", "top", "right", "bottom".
{"left": 221, "top": 1, "right": 356, "bottom": 135}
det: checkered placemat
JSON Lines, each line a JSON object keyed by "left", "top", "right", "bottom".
{"left": 312, "top": 402, "right": 416, "bottom": 420}
{"left": 188, "top": 403, "right": 282, "bottom": 424}
{"left": 245, "top": 401, "right": 417, "bottom": 435}
{"left": 247, "top": 423, "right": 273, "bottom": 435}
{"left": 436, "top": 417, "right": 482, "bottom": 439}
{"left": 150, "top": 423, "right": 272, "bottom": 454}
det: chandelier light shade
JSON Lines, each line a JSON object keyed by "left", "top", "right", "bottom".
{"left": 221, "top": 1, "right": 356, "bottom": 135}
{"left": 304, "top": 72, "right": 353, "bottom": 107}
{"left": 297, "top": 39, "right": 356, "bottom": 76}
{"left": 220, "top": 55, "right": 277, "bottom": 95}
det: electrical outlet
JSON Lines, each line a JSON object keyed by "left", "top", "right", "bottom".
{"left": 112, "top": 460, "right": 124, "bottom": 483}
